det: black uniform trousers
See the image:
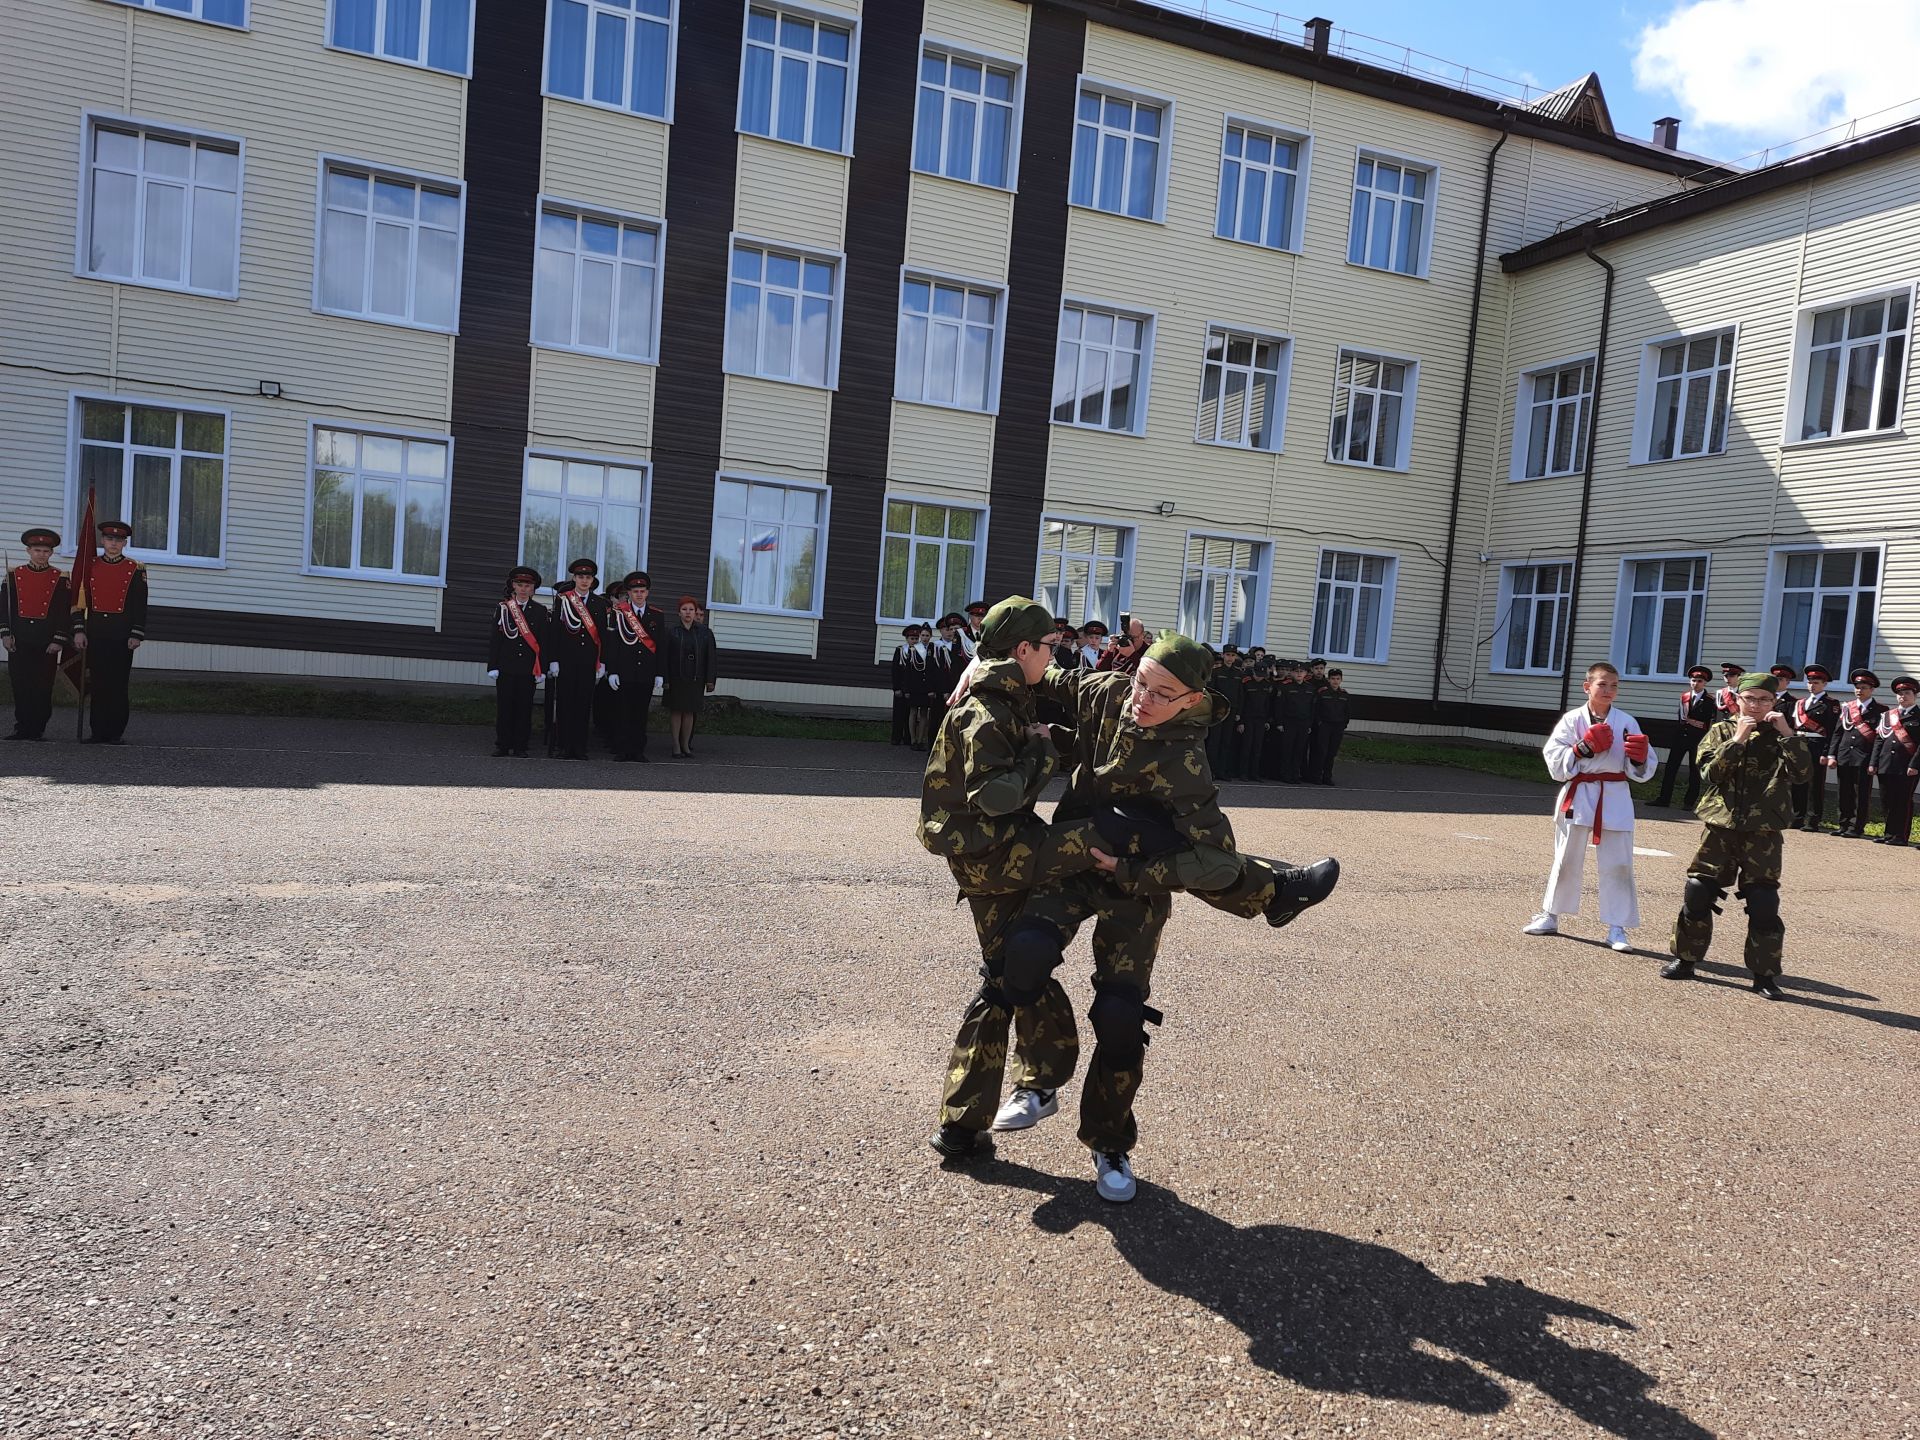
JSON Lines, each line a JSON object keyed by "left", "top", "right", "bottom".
{"left": 1834, "top": 764, "right": 1875, "bottom": 835}
{"left": 1308, "top": 723, "right": 1346, "bottom": 783}
{"left": 551, "top": 658, "right": 598, "bottom": 757}
{"left": 1279, "top": 721, "right": 1313, "bottom": 782}
{"left": 1879, "top": 765, "right": 1918, "bottom": 845}
{"left": 83, "top": 618, "right": 136, "bottom": 741}
{"left": 1237, "top": 719, "right": 1268, "bottom": 779}
{"left": 495, "top": 670, "right": 537, "bottom": 753}
{"left": 1791, "top": 735, "right": 1830, "bottom": 825}
{"left": 615, "top": 669, "right": 656, "bottom": 759}
{"left": 1206, "top": 719, "right": 1239, "bottom": 780}
{"left": 8, "top": 642, "right": 58, "bottom": 738}
{"left": 1654, "top": 735, "right": 1704, "bottom": 807}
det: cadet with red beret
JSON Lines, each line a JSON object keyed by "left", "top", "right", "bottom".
{"left": 70, "top": 520, "right": 149, "bottom": 744}
{"left": 2, "top": 528, "right": 72, "bottom": 741}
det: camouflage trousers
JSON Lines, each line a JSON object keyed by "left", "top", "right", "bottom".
{"left": 1671, "top": 826, "right": 1786, "bottom": 976}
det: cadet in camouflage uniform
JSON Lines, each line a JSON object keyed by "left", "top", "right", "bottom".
{"left": 1662, "top": 672, "right": 1812, "bottom": 999}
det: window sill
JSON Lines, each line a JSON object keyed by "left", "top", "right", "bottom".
{"left": 1196, "top": 436, "right": 1284, "bottom": 456}
{"left": 533, "top": 339, "right": 659, "bottom": 368}
{"left": 1782, "top": 427, "right": 1905, "bottom": 451}
{"left": 1214, "top": 230, "right": 1303, "bottom": 258}
{"left": 303, "top": 566, "right": 447, "bottom": 589}
{"left": 1507, "top": 467, "right": 1581, "bottom": 483}
{"left": 325, "top": 40, "right": 470, "bottom": 80}
{"left": 544, "top": 88, "right": 673, "bottom": 128}
{"left": 1069, "top": 200, "right": 1166, "bottom": 227}
{"left": 1490, "top": 666, "right": 1562, "bottom": 678}
{"left": 1052, "top": 418, "right": 1146, "bottom": 439}
{"left": 101, "top": 1, "right": 249, "bottom": 32}
{"left": 78, "top": 270, "right": 239, "bottom": 303}
{"left": 1319, "top": 653, "right": 1389, "bottom": 666}
{"left": 312, "top": 304, "right": 459, "bottom": 337}
{"left": 910, "top": 165, "right": 1017, "bottom": 198}
{"left": 896, "top": 395, "right": 998, "bottom": 419}
{"left": 737, "top": 127, "right": 853, "bottom": 161}
{"left": 1623, "top": 672, "right": 1698, "bottom": 684}
{"left": 726, "top": 366, "right": 838, "bottom": 393}
{"left": 1626, "top": 448, "right": 1729, "bottom": 467}
{"left": 707, "top": 602, "right": 822, "bottom": 621}
{"left": 1343, "top": 257, "right": 1430, "bottom": 282}
{"left": 59, "top": 549, "right": 227, "bottom": 570}
{"left": 1323, "top": 453, "right": 1408, "bottom": 474}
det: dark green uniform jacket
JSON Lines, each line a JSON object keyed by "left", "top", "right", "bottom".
{"left": 917, "top": 657, "right": 1056, "bottom": 861}
{"left": 1695, "top": 720, "right": 1812, "bottom": 829}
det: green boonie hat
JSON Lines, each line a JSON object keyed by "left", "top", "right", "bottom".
{"left": 1735, "top": 672, "right": 1779, "bottom": 694}
{"left": 977, "top": 596, "right": 1056, "bottom": 656}
{"left": 1144, "top": 630, "right": 1213, "bottom": 693}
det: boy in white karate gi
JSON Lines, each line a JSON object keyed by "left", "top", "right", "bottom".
{"left": 1525, "top": 662, "right": 1658, "bottom": 951}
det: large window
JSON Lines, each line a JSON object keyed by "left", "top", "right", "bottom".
{"left": 309, "top": 427, "right": 450, "bottom": 582}
{"left": 1069, "top": 83, "right": 1167, "bottom": 221}
{"left": 710, "top": 475, "right": 824, "bottom": 615}
{"left": 738, "top": 4, "right": 854, "bottom": 153}
{"left": 316, "top": 161, "right": 462, "bottom": 331}
{"left": 1768, "top": 549, "right": 1879, "bottom": 680}
{"left": 896, "top": 274, "right": 1001, "bottom": 412}
{"left": 73, "top": 398, "right": 227, "bottom": 564}
{"left": 519, "top": 452, "right": 649, "bottom": 590}
{"left": 82, "top": 119, "right": 241, "bottom": 298}
{"left": 1494, "top": 562, "right": 1572, "bottom": 675}
{"left": 1052, "top": 302, "right": 1151, "bottom": 435}
{"left": 1216, "top": 120, "right": 1306, "bottom": 251}
{"left": 879, "top": 499, "right": 982, "bottom": 623}
{"left": 726, "top": 241, "right": 840, "bottom": 387}
{"left": 545, "top": 0, "right": 673, "bottom": 119}
{"left": 1347, "top": 151, "right": 1432, "bottom": 277}
{"left": 1329, "top": 349, "right": 1415, "bottom": 470}
{"left": 331, "top": 0, "right": 472, "bottom": 74}
{"left": 1037, "top": 518, "right": 1132, "bottom": 630}
{"left": 1638, "top": 328, "right": 1734, "bottom": 462}
{"left": 914, "top": 45, "right": 1017, "bottom": 189}
{"left": 1616, "top": 555, "right": 1709, "bottom": 679}
{"left": 1515, "top": 358, "right": 1594, "bottom": 479}
{"left": 106, "top": 0, "right": 246, "bottom": 26}
{"left": 532, "top": 202, "right": 663, "bottom": 362}
{"left": 1198, "top": 326, "right": 1289, "bottom": 451}
{"left": 1180, "top": 534, "right": 1267, "bottom": 649}
{"left": 1312, "top": 549, "right": 1396, "bottom": 662}
{"left": 1794, "top": 290, "right": 1910, "bottom": 442}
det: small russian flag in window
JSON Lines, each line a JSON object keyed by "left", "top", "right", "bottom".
{"left": 750, "top": 530, "right": 779, "bottom": 552}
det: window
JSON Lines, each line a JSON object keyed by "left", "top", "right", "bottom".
{"left": 1329, "top": 349, "right": 1415, "bottom": 470}
{"left": 1347, "top": 151, "right": 1432, "bottom": 276}
{"left": 879, "top": 499, "right": 982, "bottom": 622}
{"left": 545, "top": 0, "right": 674, "bottom": 119}
{"left": 1515, "top": 358, "right": 1595, "bottom": 479}
{"left": 308, "top": 427, "right": 450, "bottom": 582}
{"left": 709, "top": 475, "right": 825, "bottom": 615}
{"left": 1617, "top": 555, "right": 1709, "bottom": 679}
{"left": 1180, "top": 534, "right": 1267, "bottom": 649}
{"left": 738, "top": 4, "right": 854, "bottom": 153}
{"left": 1494, "top": 562, "right": 1573, "bottom": 674}
{"left": 532, "top": 202, "right": 663, "bottom": 361}
{"left": 1639, "top": 329, "right": 1734, "bottom": 462}
{"left": 914, "top": 45, "right": 1017, "bottom": 188}
{"left": 1768, "top": 549, "right": 1879, "bottom": 680}
{"left": 316, "top": 161, "right": 462, "bottom": 331}
{"left": 331, "top": 0, "right": 472, "bottom": 74}
{"left": 1052, "top": 302, "right": 1151, "bottom": 435}
{"left": 519, "top": 452, "right": 649, "bottom": 590}
{"left": 896, "top": 274, "right": 1001, "bottom": 412}
{"left": 1036, "top": 518, "right": 1132, "bottom": 629}
{"left": 81, "top": 119, "right": 241, "bottom": 298}
{"left": 1312, "top": 549, "right": 1396, "bottom": 662}
{"left": 1216, "top": 120, "right": 1305, "bottom": 251}
{"left": 1795, "top": 291, "right": 1910, "bottom": 442}
{"left": 73, "top": 398, "right": 227, "bottom": 564}
{"left": 726, "top": 241, "right": 840, "bottom": 387}
{"left": 1069, "top": 83, "right": 1167, "bottom": 221}
{"left": 106, "top": 0, "right": 246, "bottom": 25}
{"left": 1198, "top": 326, "right": 1289, "bottom": 450}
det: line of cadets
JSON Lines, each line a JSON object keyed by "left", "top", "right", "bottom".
{"left": 2, "top": 524, "right": 149, "bottom": 745}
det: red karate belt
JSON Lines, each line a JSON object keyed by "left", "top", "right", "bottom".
{"left": 1559, "top": 771, "right": 1630, "bottom": 846}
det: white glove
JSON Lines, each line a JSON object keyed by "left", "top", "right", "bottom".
{"left": 607, "top": 673, "right": 621, "bottom": 691}
{"left": 596, "top": 664, "right": 606, "bottom": 680}
{"left": 486, "top": 669, "right": 499, "bottom": 680}
{"left": 547, "top": 663, "right": 560, "bottom": 678}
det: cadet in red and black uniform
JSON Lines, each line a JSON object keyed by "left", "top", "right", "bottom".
{"left": 3, "top": 528, "right": 72, "bottom": 741}
{"left": 70, "top": 519, "right": 149, "bottom": 744}
{"left": 606, "top": 569, "right": 666, "bottom": 762}
{"left": 1715, "top": 661, "right": 1744, "bottom": 718}
{"left": 1308, "top": 667, "right": 1352, "bottom": 785}
{"left": 487, "top": 565, "right": 549, "bottom": 757}
{"left": 1829, "top": 669, "right": 1886, "bottom": 838}
{"left": 1651, "top": 664, "right": 1719, "bottom": 810}
{"left": 1872, "top": 676, "right": 1920, "bottom": 847}
{"left": 549, "top": 558, "right": 607, "bottom": 760}
{"left": 1790, "top": 664, "right": 1840, "bottom": 830}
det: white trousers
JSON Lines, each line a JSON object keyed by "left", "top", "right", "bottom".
{"left": 1542, "top": 820, "right": 1640, "bottom": 928}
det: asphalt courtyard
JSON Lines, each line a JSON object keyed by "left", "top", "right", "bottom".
{"left": 2, "top": 714, "right": 1914, "bottom": 1439}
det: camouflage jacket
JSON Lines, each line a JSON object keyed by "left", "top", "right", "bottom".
{"left": 917, "top": 657, "right": 1056, "bottom": 859}
{"left": 1695, "top": 719, "right": 1812, "bottom": 830}
{"left": 1033, "top": 665, "right": 1242, "bottom": 894}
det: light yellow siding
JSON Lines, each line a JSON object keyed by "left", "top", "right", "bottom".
{"left": 889, "top": 404, "right": 996, "bottom": 497}
{"left": 923, "top": 0, "right": 1030, "bottom": 59}
{"left": 904, "top": 176, "right": 1015, "bottom": 281}
{"left": 137, "top": 640, "right": 485, "bottom": 685}
{"left": 709, "top": 609, "right": 818, "bottom": 658}
{"left": 529, "top": 348, "right": 657, "bottom": 457}
{"left": 735, "top": 136, "right": 847, "bottom": 253}
{"left": 541, "top": 98, "right": 668, "bottom": 217}
{"left": 722, "top": 376, "right": 833, "bottom": 481}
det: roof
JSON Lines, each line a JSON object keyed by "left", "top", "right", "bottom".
{"left": 1526, "top": 74, "right": 1614, "bottom": 137}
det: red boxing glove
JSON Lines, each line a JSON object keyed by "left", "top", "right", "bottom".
{"left": 1623, "top": 732, "right": 1650, "bottom": 763}
{"left": 1582, "top": 722, "right": 1616, "bottom": 755}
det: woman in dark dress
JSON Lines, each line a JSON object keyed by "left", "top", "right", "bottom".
{"left": 663, "top": 595, "right": 718, "bottom": 758}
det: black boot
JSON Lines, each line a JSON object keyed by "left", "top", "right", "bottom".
{"left": 1751, "top": 974, "right": 1784, "bottom": 999}
{"left": 1660, "top": 958, "right": 1696, "bottom": 980}
{"left": 1265, "top": 858, "right": 1341, "bottom": 928}
{"left": 929, "top": 1123, "right": 989, "bottom": 1161}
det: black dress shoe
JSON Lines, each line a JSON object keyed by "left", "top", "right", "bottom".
{"left": 492, "top": 745, "right": 510, "bottom": 757}
{"left": 1266, "top": 857, "right": 1341, "bottom": 928}
{"left": 1647, "top": 799, "right": 1670, "bottom": 808}
{"left": 1752, "top": 975, "right": 1784, "bottom": 999}
{"left": 928, "top": 1123, "right": 989, "bottom": 1161}
{"left": 1660, "top": 959, "right": 1696, "bottom": 980}
{"left": 513, "top": 749, "right": 529, "bottom": 758}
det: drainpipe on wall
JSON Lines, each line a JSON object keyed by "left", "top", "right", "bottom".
{"left": 1559, "top": 235, "right": 1616, "bottom": 713}
{"left": 1429, "top": 114, "right": 1511, "bottom": 710}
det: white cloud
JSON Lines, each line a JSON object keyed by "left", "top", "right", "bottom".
{"left": 1633, "top": 0, "right": 1920, "bottom": 158}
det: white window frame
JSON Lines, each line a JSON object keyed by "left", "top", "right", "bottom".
{"left": 706, "top": 471, "right": 829, "bottom": 618}
{"left": 64, "top": 391, "right": 232, "bottom": 570}
{"left": 100, "top": 0, "right": 248, "bottom": 29}
{"left": 311, "top": 154, "right": 467, "bottom": 334}
{"left": 736, "top": 0, "right": 860, "bottom": 156}
{"left": 75, "top": 112, "right": 246, "bottom": 301}
{"left": 1758, "top": 543, "right": 1885, "bottom": 680}
{"left": 1509, "top": 352, "right": 1597, "bottom": 481}
{"left": 1609, "top": 551, "right": 1712, "bottom": 681}
{"left": 540, "top": 0, "right": 678, "bottom": 122}
{"left": 912, "top": 36, "right": 1024, "bottom": 192}
{"left": 1346, "top": 145, "right": 1437, "bottom": 280}
{"left": 1327, "top": 346, "right": 1418, "bottom": 472}
{"left": 894, "top": 266, "right": 1007, "bottom": 415}
{"left": 1214, "top": 114, "right": 1310, "bottom": 255}
{"left": 530, "top": 195, "right": 667, "bottom": 364}
{"left": 516, "top": 448, "right": 653, "bottom": 594}
{"left": 875, "top": 492, "right": 989, "bottom": 625}
{"left": 1629, "top": 323, "right": 1739, "bottom": 465}
{"left": 1195, "top": 321, "right": 1293, "bottom": 452}
{"left": 1784, "top": 282, "right": 1914, "bottom": 447}
{"left": 1179, "top": 530, "right": 1271, "bottom": 649}
{"left": 724, "top": 232, "right": 845, "bottom": 390}
{"left": 1491, "top": 558, "right": 1575, "bottom": 676}
{"left": 1311, "top": 546, "right": 1398, "bottom": 664}
{"left": 303, "top": 420, "right": 455, "bottom": 587}
{"left": 1068, "top": 75, "right": 1174, "bottom": 224}
{"left": 326, "top": 0, "right": 476, "bottom": 77}
{"left": 1052, "top": 296, "right": 1156, "bottom": 438}
{"left": 1035, "top": 513, "right": 1136, "bottom": 630}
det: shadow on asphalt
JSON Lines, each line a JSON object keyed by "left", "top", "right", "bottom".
{"left": 1687, "top": 962, "right": 1919, "bottom": 1031}
{"left": 972, "top": 1160, "right": 1714, "bottom": 1439}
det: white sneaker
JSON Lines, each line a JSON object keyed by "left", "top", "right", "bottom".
{"left": 1607, "top": 926, "right": 1633, "bottom": 952}
{"left": 1094, "top": 1151, "right": 1137, "bottom": 1204}
{"left": 1523, "top": 912, "right": 1559, "bottom": 936}
{"left": 991, "top": 1087, "right": 1058, "bottom": 1131}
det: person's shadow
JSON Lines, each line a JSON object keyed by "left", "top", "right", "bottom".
{"left": 974, "top": 1160, "right": 1712, "bottom": 1439}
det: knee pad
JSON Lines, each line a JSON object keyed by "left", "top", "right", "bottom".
{"left": 1091, "top": 801, "right": 1183, "bottom": 860}
{"left": 1089, "top": 984, "right": 1158, "bottom": 1068}
{"left": 1681, "top": 876, "right": 1727, "bottom": 919}
{"left": 1741, "top": 884, "right": 1782, "bottom": 928}
{"left": 1002, "top": 919, "right": 1066, "bottom": 1008}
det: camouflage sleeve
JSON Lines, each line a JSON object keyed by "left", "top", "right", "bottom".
{"left": 1029, "top": 662, "right": 1089, "bottom": 708}
{"left": 961, "top": 708, "right": 1055, "bottom": 817}
{"left": 1118, "top": 844, "right": 1244, "bottom": 895}
{"left": 1697, "top": 723, "right": 1740, "bottom": 781}
{"left": 1780, "top": 734, "right": 1814, "bottom": 782}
